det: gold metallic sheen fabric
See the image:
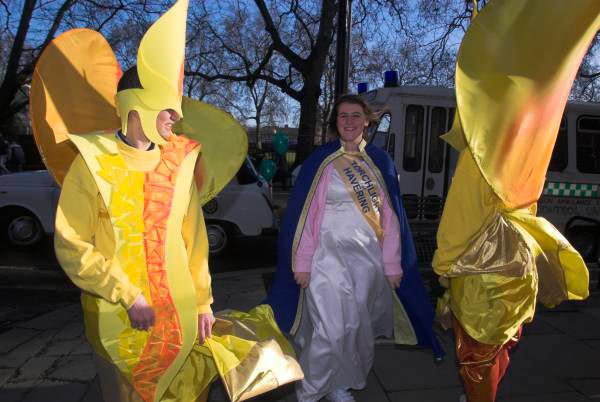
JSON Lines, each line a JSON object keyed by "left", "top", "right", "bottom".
{"left": 434, "top": 150, "right": 588, "bottom": 346}
{"left": 206, "top": 305, "right": 304, "bottom": 402}
{"left": 444, "top": 213, "right": 531, "bottom": 279}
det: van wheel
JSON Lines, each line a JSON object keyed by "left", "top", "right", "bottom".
{"left": 1, "top": 209, "right": 44, "bottom": 248}
{"left": 206, "top": 223, "right": 229, "bottom": 255}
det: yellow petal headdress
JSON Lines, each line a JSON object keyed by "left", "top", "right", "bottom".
{"left": 30, "top": 0, "right": 247, "bottom": 200}
{"left": 116, "top": 0, "right": 188, "bottom": 145}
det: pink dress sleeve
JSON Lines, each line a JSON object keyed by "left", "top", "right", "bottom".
{"left": 294, "top": 165, "right": 333, "bottom": 273}
{"left": 381, "top": 190, "right": 402, "bottom": 276}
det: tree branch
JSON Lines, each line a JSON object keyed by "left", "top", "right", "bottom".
{"left": 254, "top": 0, "right": 307, "bottom": 74}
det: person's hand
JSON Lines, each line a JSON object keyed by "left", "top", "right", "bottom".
{"left": 387, "top": 273, "right": 403, "bottom": 289}
{"left": 198, "top": 313, "right": 215, "bottom": 344}
{"left": 294, "top": 272, "right": 311, "bottom": 289}
{"left": 127, "top": 294, "right": 155, "bottom": 331}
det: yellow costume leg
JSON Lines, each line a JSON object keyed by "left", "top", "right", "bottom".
{"left": 161, "top": 343, "right": 218, "bottom": 402}
{"left": 94, "top": 353, "right": 144, "bottom": 402}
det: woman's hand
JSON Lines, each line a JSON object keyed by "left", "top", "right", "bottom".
{"left": 387, "top": 273, "right": 403, "bottom": 289}
{"left": 198, "top": 313, "right": 216, "bottom": 344}
{"left": 127, "top": 294, "right": 155, "bottom": 331}
{"left": 294, "top": 272, "right": 311, "bottom": 289}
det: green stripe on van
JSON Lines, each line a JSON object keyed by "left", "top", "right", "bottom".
{"left": 543, "top": 182, "right": 599, "bottom": 198}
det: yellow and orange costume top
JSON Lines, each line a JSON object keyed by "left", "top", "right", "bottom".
{"left": 434, "top": 0, "right": 599, "bottom": 346}
{"left": 29, "top": 1, "right": 302, "bottom": 401}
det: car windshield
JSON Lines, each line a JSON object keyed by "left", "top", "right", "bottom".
{"left": 237, "top": 156, "right": 259, "bottom": 184}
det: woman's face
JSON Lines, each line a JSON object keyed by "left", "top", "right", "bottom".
{"left": 155, "top": 109, "right": 180, "bottom": 140}
{"left": 336, "top": 102, "right": 369, "bottom": 144}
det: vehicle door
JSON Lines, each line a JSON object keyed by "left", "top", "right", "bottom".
{"left": 395, "top": 103, "right": 454, "bottom": 221}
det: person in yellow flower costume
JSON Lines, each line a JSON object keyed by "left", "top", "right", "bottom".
{"left": 433, "top": 2, "right": 600, "bottom": 402}
{"left": 29, "top": 1, "right": 303, "bottom": 402}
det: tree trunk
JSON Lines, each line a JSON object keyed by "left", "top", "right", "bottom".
{"left": 295, "top": 84, "right": 321, "bottom": 165}
{"left": 255, "top": 116, "right": 262, "bottom": 150}
{"left": 0, "top": 0, "right": 37, "bottom": 126}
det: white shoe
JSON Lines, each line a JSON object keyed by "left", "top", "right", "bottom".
{"left": 326, "top": 388, "right": 355, "bottom": 402}
{"left": 459, "top": 394, "right": 467, "bottom": 402}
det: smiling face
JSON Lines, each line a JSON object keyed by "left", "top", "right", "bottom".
{"left": 155, "top": 109, "right": 180, "bottom": 140}
{"left": 336, "top": 102, "right": 369, "bottom": 146}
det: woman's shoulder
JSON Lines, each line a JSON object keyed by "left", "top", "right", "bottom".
{"left": 365, "top": 143, "right": 394, "bottom": 165}
{"left": 299, "top": 141, "right": 339, "bottom": 171}
{"left": 308, "top": 140, "right": 340, "bottom": 160}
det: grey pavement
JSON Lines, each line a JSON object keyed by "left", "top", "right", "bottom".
{"left": 1, "top": 268, "right": 599, "bottom": 402}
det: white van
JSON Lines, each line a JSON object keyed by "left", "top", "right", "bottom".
{"left": 362, "top": 86, "right": 600, "bottom": 262}
{"left": 0, "top": 157, "right": 277, "bottom": 255}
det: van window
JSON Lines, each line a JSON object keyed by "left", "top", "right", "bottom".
{"left": 576, "top": 116, "right": 600, "bottom": 174}
{"left": 403, "top": 105, "right": 424, "bottom": 172}
{"left": 388, "top": 130, "right": 396, "bottom": 159}
{"left": 549, "top": 117, "right": 568, "bottom": 172}
{"left": 428, "top": 107, "right": 447, "bottom": 173}
{"left": 371, "top": 113, "right": 391, "bottom": 151}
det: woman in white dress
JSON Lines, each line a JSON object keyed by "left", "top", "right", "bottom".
{"left": 265, "top": 95, "right": 444, "bottom": 402}
{"left": 292, "top": 96, "right": 401, "bottom": 402}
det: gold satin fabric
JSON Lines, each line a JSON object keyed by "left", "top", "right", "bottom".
{"left": 434, "top": 150, "right": 588, "bottom": 346}
{"left": 148, "top": 305, "right": 303, "bottom": 402}
{"left": 206, "top": 305, "right": 303, "bottom": 402}
{"left": 331, "top": 153, "right": 384, "bottom": 242}
{"left": 434, "top": 1, "right": 596, "bottom": 346}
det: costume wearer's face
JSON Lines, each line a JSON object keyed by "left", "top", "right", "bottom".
{"left": 155, "top": 109, "right": 180, "bottom": 141}
{"left": 337, "top": 102, "right": 369, "bottom": 145}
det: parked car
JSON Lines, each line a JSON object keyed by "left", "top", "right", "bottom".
{"left": 0, "top": 157, "right": 277, "bottom": 254}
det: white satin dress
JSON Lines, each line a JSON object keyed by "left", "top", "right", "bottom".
{"left": 294, "top": 169, "right": 394, "bottom": 402}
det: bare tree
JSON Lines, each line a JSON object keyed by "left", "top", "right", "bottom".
{"left": 0, "top": 0, "right": 70, "bottom": 127}
{"left": 0, "top": 0, "right": 160, "bottom": 131}
{"left": 186, "top": 0, "right": 338, "bottom": 163}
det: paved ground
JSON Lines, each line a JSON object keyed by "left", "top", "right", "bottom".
{"left": 1, "top": 188, "right": 598, "bottom": 401}
{"left": 0, "top": 266, "right": 599, "bottom": 402}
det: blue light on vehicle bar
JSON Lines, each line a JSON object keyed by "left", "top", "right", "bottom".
{"left": 384, "top": 70, "right": 399, "bottom": 87}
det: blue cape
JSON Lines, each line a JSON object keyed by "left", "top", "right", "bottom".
{"left": 265, "top": 139, "right": 444, "bottom": 358}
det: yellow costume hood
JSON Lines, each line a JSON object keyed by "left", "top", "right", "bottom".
{"left": 116, "top": 0, "right": 187, "bottom": 145}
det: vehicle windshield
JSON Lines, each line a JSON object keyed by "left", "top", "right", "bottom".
{"left": 370, "top": 131, "right": 388, "bottom": 149}
{"left": 237, "top": 156, "right": 260, "bottom": 184}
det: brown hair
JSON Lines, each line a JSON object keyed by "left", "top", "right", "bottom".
{"left": 117, "top": 65, "right": 143, "bottom": 92}
{"left": 327, "top": 94, "right": 379, "bottom": 138}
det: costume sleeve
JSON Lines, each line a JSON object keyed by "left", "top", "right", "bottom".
{"left": 381, "top": 190, "right": 402, "bottom": 276}
{"left": 54, "top": 155, "right": 141, "bottom": 309}
{"left": 294, "top": 165, "right": 332, "bottom": 273}
{"left": 182, "top": 173, "right": 213, "bottom": 315}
